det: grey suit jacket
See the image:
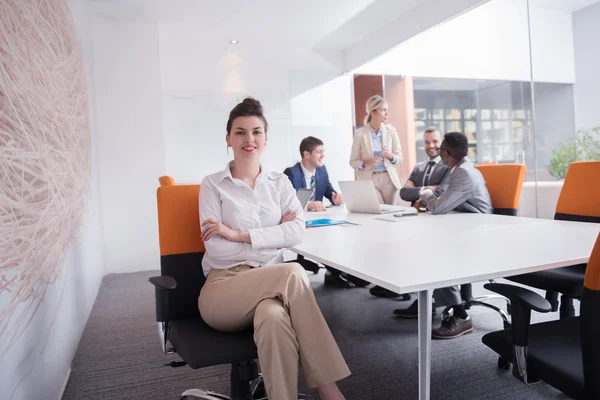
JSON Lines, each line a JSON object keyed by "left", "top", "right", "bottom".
{"left": 423, "top": 157, "right": 493, "bottom": 215}
{"left": 400, "top": 159, "right": 450, "bottom": 203}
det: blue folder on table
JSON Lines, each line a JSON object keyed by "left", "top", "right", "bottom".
{"left": 305, "top": 218, "right": 349, "bottom": 228}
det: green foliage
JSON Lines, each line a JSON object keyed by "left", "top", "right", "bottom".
{"left": 548, "top": 127, "right": 600, "bottom": 179}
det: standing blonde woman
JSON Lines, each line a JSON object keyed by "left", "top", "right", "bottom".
{"left": 349, "top": 95, "right": 403, "bottom": 205}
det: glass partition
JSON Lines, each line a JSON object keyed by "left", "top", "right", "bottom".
{"left": 351, "top": 0, "right": 600, "bottom": 218}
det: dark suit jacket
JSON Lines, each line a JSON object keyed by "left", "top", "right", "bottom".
{"left": 283, "top": 162, "right": 337, "bottom": 203}
{"left": 400, "top": 159, "right": 451, "bottom": 203}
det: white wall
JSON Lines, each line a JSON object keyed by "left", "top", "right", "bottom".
{"left": 573, "top": 1, "right": 600, "bottom": 130}
{"left": 354, "top": 0, "right": 576, "bottom": 84}
{"left": 0, "top": 1, "right": 105, "bottom": 399}
{"left": 92, "top": 16, "right": 165, "bottom": 274}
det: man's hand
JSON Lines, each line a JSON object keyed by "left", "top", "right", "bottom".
{"left": 364, "top": 158, "right": 383, "bottom": 169}
{"left": 414, "top": 199, "right": 427, "bottom": 212}
{"left": 307, "top": 201, "right": 326, "bottom": 212}
{"left": 280, "top": 210, "right": 297, "bottom": 223}
{"left": 423, "top": 185, "right": 439, "bottom": 191}
{"left": 403, "top": 180, "right": 415, "bottom": 188}
{"left": 332, "top": 192, "right": 344, "bottom": 205}
{"left": 381, "top": 145, "right": 394, "bottom": 161}
{"left": 202, "top": 219, "right": 239, "bottom": 242}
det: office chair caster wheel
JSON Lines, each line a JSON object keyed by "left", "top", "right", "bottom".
{"left": 498, "top": 356, "right": 511, "bottom": 370}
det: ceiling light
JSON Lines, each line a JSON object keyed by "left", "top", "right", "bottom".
{"left": 230, "top": 40, "right": 239, "bottom": 44}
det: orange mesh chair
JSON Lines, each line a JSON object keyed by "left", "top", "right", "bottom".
{"left": 475, "top": 164, "right": 526, "bottom": 216}
{"left": 442, "top": 164, "right": 526, "bottom": 326}
{"left": 149, "top": 176, "right": 264, "bottom": 400}
{"left": 506, "top": 161, "right": 600, "bottom": 319}
{"left": 481, "top": 232, "right": 600, "bottom": 398}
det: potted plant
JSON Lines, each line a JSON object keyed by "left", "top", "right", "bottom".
{"left": 548, "top": 127, "right": 600, "bottom": 179}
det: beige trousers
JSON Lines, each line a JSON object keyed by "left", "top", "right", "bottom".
{"left": 198, "top": 263, "right": 351, "bottom": 400}
{"left": 372, "top": 171, "right": 399, "bottom": 205}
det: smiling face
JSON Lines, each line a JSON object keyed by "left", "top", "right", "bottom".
{"left": 226, "top": 116, "right": 267, "bottom": 161}
{"left": 303, "top": 144, "right": 325, "bottom": 169}
{"left": 423, "top": 130, "right": 442, "bottom": 159}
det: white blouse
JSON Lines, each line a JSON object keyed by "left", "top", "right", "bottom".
{"left": 199, "top": 161, "right": 306, "bottom": 276}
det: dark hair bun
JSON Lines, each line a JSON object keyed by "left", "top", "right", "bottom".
{"left": 241, "top": 97, "right": 263, "bottom": 114}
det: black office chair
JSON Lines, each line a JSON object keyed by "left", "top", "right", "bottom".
{"left": 504, "top": 161, "right": 600, "bottom": 319}
{"left": 481, "top": 232, "right": 600, "bottom": 399}
{"left": 150, "top": 177, "right": 264, "bottom": 400}
{"left": 442, "top": 164, "right": 526, "bottom": 327}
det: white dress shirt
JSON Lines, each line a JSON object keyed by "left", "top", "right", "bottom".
{"left": 300, "top": 162, "right": 315, "bottom": 191}
{"left": 199, "top": 161, "right": 306, "bottom": 276}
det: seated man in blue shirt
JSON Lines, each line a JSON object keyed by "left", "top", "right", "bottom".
{"left": 284, "top": 136, "right": 370, "bottom": 288}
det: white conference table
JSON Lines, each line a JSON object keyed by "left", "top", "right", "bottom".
{"left": 291, "top": 206, "right": 600, "bottom": 400}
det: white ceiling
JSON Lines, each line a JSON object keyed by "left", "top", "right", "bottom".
{"left": 88, "top": 0, "right": 600, "bottom": 76}
{"left": 89, "top": 0, "right": 379, "bottom": 46}
{"left": 87, "top": 0, "right": 476, "bottom": 71}
{"left": 504, "top": 0, "right": 599, "bottom": 11}
{"left": 85, "top": 0, "right": 500, "bottom": 94}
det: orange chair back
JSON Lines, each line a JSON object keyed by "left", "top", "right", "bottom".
{"left": 475, "top": 164, "right": 526, "bottom": 216}
{"left": 555, "top": 161, "right": 600, "bottom": 222}
{"left": 157, "top": 184, "right": 205, "bottom": 256}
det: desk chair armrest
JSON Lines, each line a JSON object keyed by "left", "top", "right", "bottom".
{"left": 484, "top": 283, "right": 552, "bottom": 313}
{"left": 149, "top": 275, "right": 177, "bottom": 290}
{"left": 485, "top": 283, "right": 552, "bottom": 347}
{"left": 149, "top": 275, "right": 177, "bottom": 322}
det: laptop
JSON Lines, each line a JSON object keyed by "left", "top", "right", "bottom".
{"left": 338, "top": 180, "right": 415, "bottom": 214}
{"left": 296, "top": 188, "right": 314, "bottom": 209}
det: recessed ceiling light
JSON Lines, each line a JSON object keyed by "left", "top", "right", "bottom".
{"left": 230, "top": 40, "right": 239, "bottom": 44}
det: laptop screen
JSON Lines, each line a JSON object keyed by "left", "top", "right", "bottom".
{"left": 296, "top": 188, "right": 313, "bottom": 208}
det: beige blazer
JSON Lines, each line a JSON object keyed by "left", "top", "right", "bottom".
{"left": 349, "top": 123, "right": 403, "bottom": 189}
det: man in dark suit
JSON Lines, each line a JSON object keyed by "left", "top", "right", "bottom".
{"left": 400, "top": 127, "right": 450, "bottom": 205}
{"left": 284, "top": 136, "right": 370, "bottom": 288}
{"left": 369, "top": 127, "right": 451, "bottom": 299}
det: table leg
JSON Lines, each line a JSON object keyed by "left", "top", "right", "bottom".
{"left": 418, "top": 289, "right": 432, "bottom": 400}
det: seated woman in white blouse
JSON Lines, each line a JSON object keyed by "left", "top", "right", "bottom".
{"left": 198, "top": 97, "right": 350, "bottom": 400}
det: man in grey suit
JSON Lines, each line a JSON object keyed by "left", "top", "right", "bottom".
{"left": 418, "top": 132, "right": 493, "bottom": 215}
{"left": 395, "top": 132, "right": 493, "bottom": 339}
{"left": 370, "top": 127, "right": 451, "bottom": 299}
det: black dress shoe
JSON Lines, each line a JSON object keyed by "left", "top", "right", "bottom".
{"left": 324, "top": 271, "right": 355, "bottom": 288}
{"left": 345, "top": 274, "right": 371, "bottom": 287}
{"left": 393, "top": 301, "right": 436, "bottom": 318}
{"left": 369, "top": 285, "right": 401, "bottom": 298}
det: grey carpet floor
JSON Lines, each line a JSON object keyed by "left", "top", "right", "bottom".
{"left": 63, "top": 270, "right": 573, "bottom": 400}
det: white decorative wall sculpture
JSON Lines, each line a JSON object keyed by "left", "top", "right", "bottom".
{"left": 0, "top": 0, "right": 91, "bottom": 349}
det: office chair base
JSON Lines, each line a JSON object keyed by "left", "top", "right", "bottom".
{"left": 180, "top": 388, "right": 315, "bottom": 400}
{"left": 181, "top": 389, "right": 231, "bottom": 400}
